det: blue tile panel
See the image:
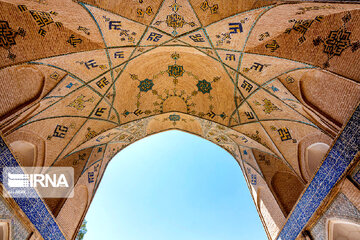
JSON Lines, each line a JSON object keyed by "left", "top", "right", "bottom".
{"left": 352, "top": 167, "right": 360, "bottom": 185}
{"left": 277, "top": 104, "right": 360, "bottom": 240}
{"left": 0, "top": 137, "right": 66, "bottom": 240}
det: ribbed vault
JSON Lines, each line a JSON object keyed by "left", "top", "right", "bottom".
{"left": 0, "top": 0, "right": 360, "bottom": 239}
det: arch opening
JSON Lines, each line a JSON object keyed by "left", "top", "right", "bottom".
{"left": 1, "top": 1, "right": 360, "bottom": 240}
{"left": 82, "top": 130, "right": 268, "bottom": 240}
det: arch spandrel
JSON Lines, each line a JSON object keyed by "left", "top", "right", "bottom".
{"left": 245, "top": 3, "right": 360, "bottom": 80}
{"left": 1, "top": 1, "right": 360, "bottom": 239}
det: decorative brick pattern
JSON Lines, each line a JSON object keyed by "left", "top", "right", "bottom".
{"left": 277, "top": 104, "right": 360, "bottom": 240}
{"left": 310, "top": 193, "right": 360, "bottom": 240}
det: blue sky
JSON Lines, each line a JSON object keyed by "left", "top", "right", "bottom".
{"left": 84, "top": 130, "right": 267, "bottom": 240}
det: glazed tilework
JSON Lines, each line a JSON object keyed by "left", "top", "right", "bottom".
{"left": 352, "top": 164, "right": 360, "bottom": 186}
{"left": 0, "top": 137, "right": 66, "bottom": 240}
{"left": 311, "top": 193, "right": 360, "bottom": 240}
{"left": 0, "top": 197, "right": 30, "bottom": 240}
{"left": 277, "top": 104, "right": 360, "bottom": 240}
{"left": 0, "top": 1, "right": 360, "bottom": 239}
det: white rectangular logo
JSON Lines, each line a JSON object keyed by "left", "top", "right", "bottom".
{"left": 8, "top": 173, "right": 30, "bottom": 188}
{"left": 3, "top": 167, "right": 74, "bottom": 198}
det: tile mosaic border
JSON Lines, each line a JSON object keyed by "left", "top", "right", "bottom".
{"left": 0, "top": 136, "right": 66, "bottom": 240}
{"left": 277, "top": 103, "right": 360, "bottom": 240}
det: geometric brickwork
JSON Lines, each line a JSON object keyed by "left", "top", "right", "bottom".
{"left": 0, "top": 1, "right": 360, "bottom": 240}
{"left": 278, "top": 103, "right": 360, "bottom": 240}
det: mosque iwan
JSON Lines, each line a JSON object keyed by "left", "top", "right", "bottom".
{"left": 0, "top": 0, "right": 359, "bottom": 239}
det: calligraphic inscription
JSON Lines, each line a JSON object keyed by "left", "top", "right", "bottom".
{"left": 147, "top": 32, "right": 162, "bottom": 42}
{"left": 0, "top": 21, "right": 18, "bottom": 49}
{"left": 245, "top": 112, "right": 255, "bottom": 120}
{"left": 259, "top": 155, "right": 270, "bottom": 165}
{"left": 53, "top": 125, "right": 68, "bottom": 138}
{"left": 241, "top": 80, "right": 253, "bottom": 93}
{"left": 95, "top": 108, "right": 107, "bottom": 117}
{"left": 30, "top": 10, "right": 54, "bottom": 27}
{"left": 250, "top": 62, "right": 264, "bottom": 72}
{"left": 251, "top": 174, "right": 257, "bottom": 185}
{"left": 265, "top": 40, "right": 279, "bottom": 52}
{"left": 85, "top": 59, "right": 98, "bottom": 69}
{"left": 88, "top": 172, "right": 94, "bottom": 183}
{"left": 166, "top": 13, "right": 185, "bottom": 29}
{"left": 73, "top": 153, "right": 86, "bottom": 165}
{"left": 263, "top": 98, "right": 281, "bottom": 114}
{"left": 189, "top": 33, "right": 205, "bottom": 42}
{"left": 229, "top": 22, "right": 243, "bottom": 34}
{"left": 29, "top": 10, "right": 56, "bottom": 36}
{"left": 55, "top": 22, "right": 63, "bottom": 29}
{"left": 66, "top": 83, "right": 74, "bottom": 89}
{"left": 18, "top": 6, "right": 62, "bottom": 36}
{"left": 0, "top": 20, "right": 25, "bottom": 60}
{"left": 96, "top": 77, "right": 109, "bottom": 89}
{"left": 78, "top": 26, "right": 90, "bottom": 35}
{"left": 114, "top": 51, "right": 124, "bottom": 58}
{"left": 67, "top": 95, "right": 94, "bottom": 110}
{"left": 285, "top": 16, "right": 323, "bottom": 43}
{"left": 278, "top": 127, "right": 292, "bottom": 141}
{"left": 225, "top": 54, "right": 235, "bottom": 61}
{"left": 324, "top": 29, "right": 351, "bottom": 57}
{"left": 38, "top": 29, "right": 46, "bottom": 36}
{"left": 137, "top": 6, "right": 153, "bottom": 17}
{"left": 109, "top": 21, "right": 122, "bottom": 30}
{"left": 259, "top": 32, "right": 270, "bottom": 41}
{"left": 200, "top": 0, "right": 218, "bottom": 14}
{"left": 18, "top": 5, "right": 28, "bottom": 12}
{"left": 67, "top": 34, "right": 82, "bottom": 47}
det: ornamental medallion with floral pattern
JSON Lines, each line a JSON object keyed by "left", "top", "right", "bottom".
{"left": 168, "top": 64, "right": 184, "bottom": 78}
{"left": 197, "top": 80, "right": 212, "bottom": 94}
{"left": 169, "top": 114, "right": 181, "bottom": 122}
{"left": 138, "top": 79, "right": 154, "bottom": 92}
{"left": 166, "top": 13, "right": 185, "bottom": 28}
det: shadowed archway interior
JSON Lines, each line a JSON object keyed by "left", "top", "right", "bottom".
{"left": 84, "top": 130, "right": 268, "bottom": 240}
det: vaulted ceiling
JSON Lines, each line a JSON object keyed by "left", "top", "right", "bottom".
{"left": 0, "top": 1, "right": 360, "bottom": 238}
